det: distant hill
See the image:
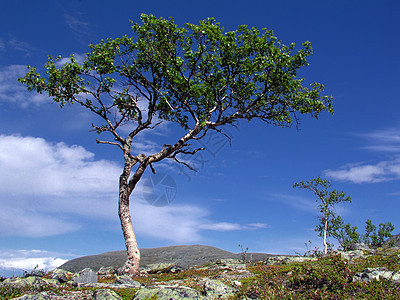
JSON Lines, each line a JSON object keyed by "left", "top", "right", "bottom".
{"left": 0, "top": 267, "right": 24, "bottom": 278}
{"left": 59, "top": 244, "right": 275, "bottom": 273}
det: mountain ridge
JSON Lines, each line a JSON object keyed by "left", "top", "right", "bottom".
{"left": 59, "top": 244, "right": 276, "bottom": 273}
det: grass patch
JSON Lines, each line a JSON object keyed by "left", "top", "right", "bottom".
{"left": 234, "top": 251, "right": 400, "bottom": 299}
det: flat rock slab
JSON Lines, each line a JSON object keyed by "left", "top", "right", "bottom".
{"left": 72, "top": 267, "right": 98, "bottom": 284}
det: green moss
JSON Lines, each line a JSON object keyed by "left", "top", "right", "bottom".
{"left": 113, "top": 287, "right": 139, "bottom": 300}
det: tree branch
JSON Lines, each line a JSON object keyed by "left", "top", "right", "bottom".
{"left": 168, "top": 156, "right": 199, "bottom": 172}
{"left": 96, "top": 139, "right": 124, "bottom": 150}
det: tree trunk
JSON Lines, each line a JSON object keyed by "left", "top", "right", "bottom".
{"left": 118, "top": 168, "right": 141, "bottom": 275}
{"left": 119, "top": 194, "right": 140, "bottom": 275}
{"left": 116, "top": 125, "right": 202, "bottom": 275}
{"left": 323, "top": 219, "right": 328, "bottom": 255}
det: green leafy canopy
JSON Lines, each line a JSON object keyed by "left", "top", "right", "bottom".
{"left": 19, "top": 13, "right": 333, "bottom": 135}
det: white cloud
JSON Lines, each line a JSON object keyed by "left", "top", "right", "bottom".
{"left": 132, "top": 197, "right": 208, "bottom": 243}
{"left": 0, "top": 249, "right": 68, "bottom": 271}
{"left": 247, "top": 223, "right": 271, "bottom": 229}
{"left": 324, "top": 160, "right": 400, "bottom": 184}
{"left": 0, "top": 135, "right": 121, "bottom": 237}
{"left": 0, "top": 135, "right": 121, "bottom": 197}
{"left": 55, "top": 53, "right": 86, "bottom": 66}
{"left": 0, "top": 65, "right": 49, "bottom": 107}
{"left": 200, "top": 222, "right": 243, "bottom": 231}
{"left": 0, "top": 134, "right": 266, "bottom": 242}
{"left": 199, "top": 222, "right": 270, "bottom": 231}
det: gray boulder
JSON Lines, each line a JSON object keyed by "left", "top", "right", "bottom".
{"left": 72, "top": 267, "right": 98, "bottom": 284}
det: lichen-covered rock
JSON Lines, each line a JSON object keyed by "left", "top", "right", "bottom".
{"left": 201, "top": 278, "right": 237, "bottom": 299}
{"left": 143, "top": 263, "right": 184, "bottom": 274}
{"left": 47, "top": 268, "right": 73, "bottom": 283}
{"left": 133, "top": 285, "right": 201, "bottom": 299}
{"left": 114, "top": 274, "right": 142, "bottom": 287}
{"left": 213, "top": 259, "right": 247, "bottom": 269}
{"left": 11, "top": 291, "right": 58, "bottom": 300}
{"left": 2, "top": 276, "right": 59, "bottom": 289}
{"left": 347, "top": 242, "right": 371, "bottom": 251}
{"left": 71, "top": 267, "right": 98, "bottom": 284}
{"left": 264, "top": 256, "right": 317, "bottom": 265}
{"left": 92, "top": 288, "right": 123, "bottom": 300}
{"left": 337, "top": 250, "right": 366, "bottom": 261}
{"left": 98, "top": 266, "right": 117, "bottom": 275}
{"left": 353, "top": 267, "right": 400, "bottom": 283}
{"left": 217, "top": 269, "right": 254, "bottom": 281}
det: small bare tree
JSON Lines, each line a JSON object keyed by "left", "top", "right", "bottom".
{"left": 293, "top": 177, "right": 351, "bottom": 255}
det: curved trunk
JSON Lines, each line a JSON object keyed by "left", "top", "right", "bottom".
{"left": 119, "top": 190, "right": 140, "bottom": 275}
{"left": 118, "top": 166, "right": 141, "bottom": 275}
{"left": 117, "top": 125, "right": 202, "bottom": 274}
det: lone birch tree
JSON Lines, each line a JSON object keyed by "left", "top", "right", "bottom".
{"left": 19, "top": 14, "right": 333, "bottom": 274}
{"left": 293, "top": 177, "right": 351, "bottom": 254}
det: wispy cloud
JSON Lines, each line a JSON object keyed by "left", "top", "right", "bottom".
{"left": 0, "top": 39, "right": 5, "bottom": 51}
{"left": 199, "top": 222, "right": 270, "bottom": 232}
{"left": 325, "top": 125, "right": 400, "bottom": 184}
{"left": 324, "top": 160, "right": 400, "bottom": 183}
{"left": 64, "top": 13, "right": 92, "bottom": 43}
{"left": 7, "top": 37, "right": 35, "bottom": 57}
{"left": 360, "top": 126, "right": 400, "bottom": 153}
{"left": 0, "top": 36, "right": 35, "bottom": 57}
{"left": 0, "top": 65, "right": 49, "bottom": 107}
{"left": 270, "top": 193, "right": 317, "bottom": 212}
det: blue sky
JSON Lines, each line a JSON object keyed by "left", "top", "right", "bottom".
{"left": 1, "top": 0, "right": 400, "bottom": 276}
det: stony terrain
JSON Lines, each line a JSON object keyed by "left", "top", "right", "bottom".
{"left": 1, "top": 242, "right": 400, "bottom": 299}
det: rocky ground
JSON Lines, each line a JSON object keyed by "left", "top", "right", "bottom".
{"left": 1, "top": 243, "right": 400, "bottom": 299}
